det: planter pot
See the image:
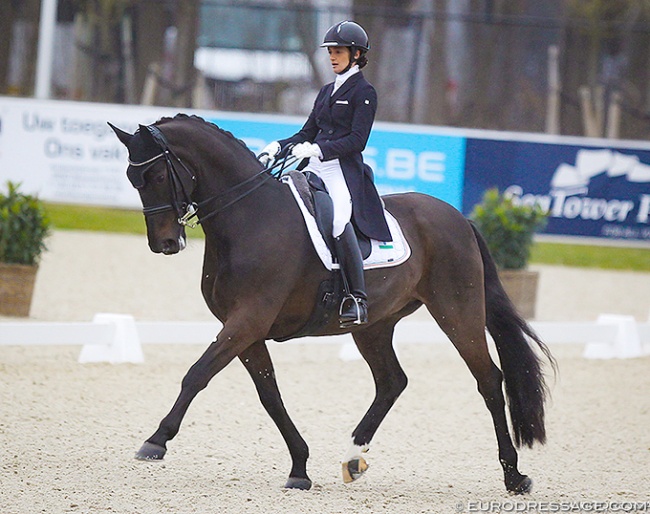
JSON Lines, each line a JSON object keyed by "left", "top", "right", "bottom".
{"left": 0, "top": 263, "right": 38, "bottom": 317}
{"left": 498, "top": 269, "right": 539, "bottom": 320}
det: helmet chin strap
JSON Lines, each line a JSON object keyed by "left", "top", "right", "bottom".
{"left": 337, "top": 47, "right": 358, "bottom": 74}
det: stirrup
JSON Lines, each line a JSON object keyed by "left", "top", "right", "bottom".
{"left": 339, "top": 295, "right": 368, "bottom": 328}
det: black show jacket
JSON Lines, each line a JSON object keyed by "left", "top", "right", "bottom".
{"left": 279, "top": 72, "right": 392, "bottom": 242}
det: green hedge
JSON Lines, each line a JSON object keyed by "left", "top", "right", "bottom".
{"left": 0, "top": 182, "right": 51, "bottom": 265}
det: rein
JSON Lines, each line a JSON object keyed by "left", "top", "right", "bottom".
{"left": 133, "top": 124, "right": 297, "bottom": 227}
{"left": 188, "top": 155, "right": 297, "bottom": 225}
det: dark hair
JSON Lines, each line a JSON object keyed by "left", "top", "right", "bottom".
{"left": 350, "top": 47, "right": 368, "bottom": 69}
{"left": 356, "top": 52, "right": 368, "bottom": 69}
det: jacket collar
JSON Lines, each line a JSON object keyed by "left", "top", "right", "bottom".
{"left": 330, "top": 72, "right": 363, "bottom": 104}
{"left": 333, "top": 65, "right": 360, "bottom": 93}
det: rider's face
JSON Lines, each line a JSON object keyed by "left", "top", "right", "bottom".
{"left": 328, "top": 47, "right": 360, "bottom": 74}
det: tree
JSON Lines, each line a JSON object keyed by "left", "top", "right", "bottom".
{"left": 0, "top": 1, "right": 18, "bottom": 94}
{"left": 353, "top": 0, "right": 432, "bottom": 122}
{"left": 562, "top": 0, "right": 650, "bottom": 137}
{"left": 170, "top": 0, "right": 200, "bottom": 107}
{"left": 130, "top": 0, "right": 168, "bottom": 102}
{"left": 0, "top": 0, "right": 41, "bottom": 96}
{"left": 1, "top": 0, "right": 195, "bottom": 105}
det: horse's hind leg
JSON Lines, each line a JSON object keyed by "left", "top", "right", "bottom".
{"left": 342, "top": 319, "right": 408, "bottom": 483}
{"left": 238, "top": 340, "right": 311, "bottom": 490}
{"left": 431, "top": 307, "right": 531, "bottom": 494}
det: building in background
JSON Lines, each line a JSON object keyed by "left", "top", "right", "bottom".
{"left": 3, "top": 1, "right": 650, "bottom": 139}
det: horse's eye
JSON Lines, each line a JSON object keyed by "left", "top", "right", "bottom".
{"left": 153, "top": 172, "right": 166, "bottom": 184}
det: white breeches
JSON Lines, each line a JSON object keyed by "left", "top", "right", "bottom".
{"left": 304, "top": 156, "right": 351, "bottom": 238}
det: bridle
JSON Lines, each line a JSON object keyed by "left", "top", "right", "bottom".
{"left": 128, "top": 125, "right": 197, "bottom": 224}
{"left": 129, "top": 125, "right": 297, "bottom": 227}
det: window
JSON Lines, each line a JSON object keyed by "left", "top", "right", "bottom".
{"left": 199, "top": 2, "right": 317, "bottom": 52}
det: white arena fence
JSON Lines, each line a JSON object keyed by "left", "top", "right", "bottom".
{"left": 1, "top": 313, "right": 649, "bottom": 364}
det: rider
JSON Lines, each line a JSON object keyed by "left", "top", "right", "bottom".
{"left": 259, "top": 20, "right": 391, "bottom": 328}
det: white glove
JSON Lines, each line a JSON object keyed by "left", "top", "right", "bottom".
{"left": 291, "top": 142, "right": 322, "bottom": 160}
{"left": 258, "top": 141, "right": 281, "bottom": 166}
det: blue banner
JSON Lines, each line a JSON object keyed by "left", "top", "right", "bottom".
{"left": 207, "top": 116, "right": 467, "bottom": 209}
{"left": 463, "top": 138, "right": 650, "bottom": 241}
{"left": 366, "top": 128, "right": 466, "bottom": 209}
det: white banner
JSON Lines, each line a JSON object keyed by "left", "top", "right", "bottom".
{"left": 0, "top": 96, "right": 470, "bottom": 210}
{"left": 0, "top": 97, "right": 182, "bottom": 208}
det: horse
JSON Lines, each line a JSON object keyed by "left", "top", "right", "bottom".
{"left": 109, "top": 114, "right": 554, "bottom": 494}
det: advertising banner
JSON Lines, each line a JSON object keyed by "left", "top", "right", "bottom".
{"left": 463, "top": 138, "right": 650, "bottom": 242}
{"left": 2, "top": 96, "right": 648, "bottom": 242}
{"left": 209, "top": 116, "right": 467, "bottom": 209}
{"left": 0, "top": 97, "right": 167, "bottom": 208}
{"left": 0, "top": 97, "right": 466, "bottom": 210}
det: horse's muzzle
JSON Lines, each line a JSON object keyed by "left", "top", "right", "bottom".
{"left": 151, "top": 235, "right": 186, "bottom": 255}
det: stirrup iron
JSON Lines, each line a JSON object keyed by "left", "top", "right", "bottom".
{"left": 339, "top": 294, "right": 367, "bottom": 328}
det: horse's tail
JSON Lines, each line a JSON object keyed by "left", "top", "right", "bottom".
{"left": 470, "top": 221, "right": 556, "bottom": 448}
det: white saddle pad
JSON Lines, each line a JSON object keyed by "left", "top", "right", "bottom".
{"left": 282, "top": 175, "right": 411, "bottom": 271}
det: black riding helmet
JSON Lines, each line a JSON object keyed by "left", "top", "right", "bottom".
{"left": 321, "top": 21, "right": 370, "bottom": 51}
{"left": 321, "top": 21, "right": 370, "bottom": 71}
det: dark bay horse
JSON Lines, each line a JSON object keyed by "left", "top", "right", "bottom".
{"left": 109, "top": 114, "right": 554, "bottom": 494}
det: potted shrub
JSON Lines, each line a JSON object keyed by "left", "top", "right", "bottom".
{"left": 0, "top": 181, "right": 51, "bottom": 316}
{"left": 470, "top": 188, "right": 548, "bottom": 319}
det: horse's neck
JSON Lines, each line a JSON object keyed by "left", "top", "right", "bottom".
{"left": 192, "top": 138, "right": 263, "bottom": 203}
{"left": 198, "top": 176, "right": 284, "bottom": 266}
{"left": 187, "top": 133, "right": 284, "bottom": 240}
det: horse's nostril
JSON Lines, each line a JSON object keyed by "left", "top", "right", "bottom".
{"left": 161, "top": 239, "right": 178, "bottom": 255}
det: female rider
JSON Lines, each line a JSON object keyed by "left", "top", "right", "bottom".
{"left": 259, "top": 20, "right": 391, "bottom": 328}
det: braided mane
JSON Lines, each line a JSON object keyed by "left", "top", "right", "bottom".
{"left": 155, "top": 113, "right": 259, "bottom": 161}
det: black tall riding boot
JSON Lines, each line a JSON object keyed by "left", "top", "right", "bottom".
{"left": 334, "top": 223, "right": 368, "bottom": 328}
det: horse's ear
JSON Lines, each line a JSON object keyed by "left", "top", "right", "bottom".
{"left": 108, "top": 122, "right": 133, "bottom": 147}
{"left": 138, "top": 124, "right": 158, "bottom": 147}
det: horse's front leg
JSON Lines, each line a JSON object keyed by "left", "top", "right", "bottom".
{"left": 238, "top": 341, "right": 311, "bottom": 489}
{"left": 135, "top": 325, "right": 252, "bottom": 461}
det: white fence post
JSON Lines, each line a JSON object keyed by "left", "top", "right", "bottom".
{"left": 78, "top": 313, "right": 144, "bottom": 364}
{"left": 583, "top": 314, "right": 645, "bottom": 359}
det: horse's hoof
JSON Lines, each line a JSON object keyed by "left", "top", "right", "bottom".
{"left": 135, "top": 441, "right": 166, "bottom": 461}
{"left": 342, "top": 457, "right": 369, "bottom": 483}
{"left": 509, "top": 475, "right": 533, "bottom": 494}
{"left": 284, "top": 476, "right": 312, "bottom": 490}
